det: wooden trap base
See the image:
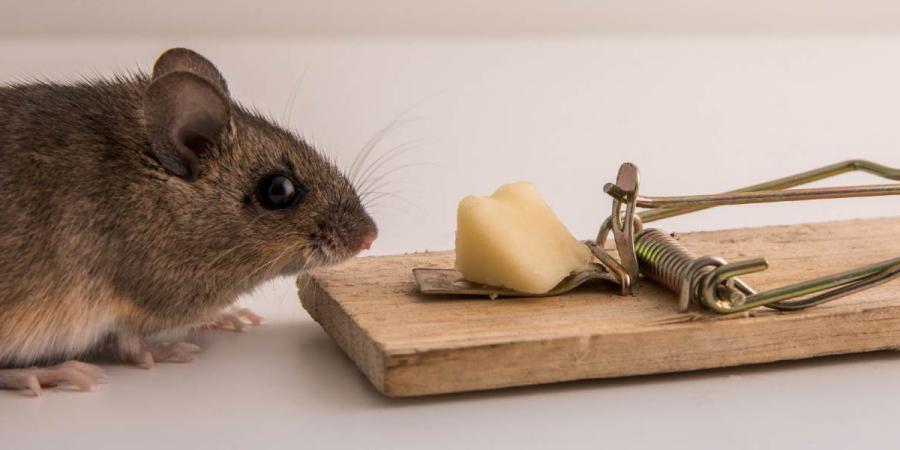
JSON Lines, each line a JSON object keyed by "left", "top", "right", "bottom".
{"left": 298, "top": 217, "right": 900, "bottom": 397}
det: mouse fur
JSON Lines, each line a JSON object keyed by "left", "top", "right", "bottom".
{"left": 0, "top": 48, "right": 377, "bottom": 369}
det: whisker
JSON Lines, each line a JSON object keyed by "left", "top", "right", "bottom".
{"left": 360, "top": 184, "right": 417, "bottom": 204}
{"left": 354, "top": 138, "right": 434, "bottom": 192}
{"left": 281, "top": 69, "right": 309, "bottom": 126}
{"left": 358, "top": 162, "right": 439, "bottom": 197}
{"left": 364, "top": 202, "right": 410, "bottom": 214}
{"left": 348, "top": 116, "right": 425, "bottom": 186}
{"left": 360, "top": 180, "right": 402, "bottom": 200}
{"left": 362, "top": 191, "right": 422, "bottom": 211}
{"left": 235, "top": 243, "right": 297, "bottom": 288}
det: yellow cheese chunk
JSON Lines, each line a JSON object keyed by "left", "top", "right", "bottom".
{"left": 454, "top": 182, "right": 592, "bottom": 294}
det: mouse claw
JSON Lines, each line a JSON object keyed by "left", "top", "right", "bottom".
{"left": 202, "top": 307, "right": 263, "bottom": 332}
{"left": 0, "top": 360, "right": 106, "bottom": 396}
{"left": 25, "top": 374, "right": 41, "bottom": 397}
{"left": 135, "top": 350, "right": 155, "bottom": 369}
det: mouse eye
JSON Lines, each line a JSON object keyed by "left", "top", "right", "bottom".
{"left": 256, "top": 173, "right": 305, "bottom": 209}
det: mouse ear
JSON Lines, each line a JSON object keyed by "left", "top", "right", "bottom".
{"left": 143, "top": 71, "right": 230, "bottom": 181}
{"left": 152, "top": 48, "right": 229, "bottom": 95}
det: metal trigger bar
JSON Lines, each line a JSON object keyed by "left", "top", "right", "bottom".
{"left": 633, "top": 159, "right": 900, "bottom": 224}
{"left": 596, "top": 160, "right": 900, "bottom": 313}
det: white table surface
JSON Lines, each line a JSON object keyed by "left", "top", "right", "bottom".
{"left": 1, "top": 36, "right": 899, "bottom": 450}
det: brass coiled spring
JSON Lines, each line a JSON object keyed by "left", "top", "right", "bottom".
{"left": 633, "top": 229, "right": 694, "bottom": 293}
{"left": 634, "top": 228, "right": 753, "bottom": 312}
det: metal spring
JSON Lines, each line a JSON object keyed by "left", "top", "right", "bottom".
{"left": 634, "top": 228, "right": 748, "bottom": 312}
{"left": 633, "top": 229, "right": 695, "bottom": 293}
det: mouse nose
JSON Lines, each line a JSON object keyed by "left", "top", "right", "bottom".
{"left": 359, "top": 229, "right": 377, "bottom": 251}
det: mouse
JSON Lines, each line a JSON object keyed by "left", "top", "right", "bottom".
{"left": 0, "top": 48, "right": 378, "bottom": 395}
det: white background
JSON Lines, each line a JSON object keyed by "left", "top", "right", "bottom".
{"left": 1, "top": 2, "right": 899, "bottom": 449}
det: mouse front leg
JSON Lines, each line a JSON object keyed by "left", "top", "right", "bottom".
{"left": 0, "top": 361, "right": 106, "bottom": 396}
{"left": 113, "top": 335, "right": 201, "bottom": 369}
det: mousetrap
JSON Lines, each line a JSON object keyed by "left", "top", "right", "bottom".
{"left": 299, "top": 160, "right": 900, "bottom": 397}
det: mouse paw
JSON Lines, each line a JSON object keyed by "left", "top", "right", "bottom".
{"left": 146, "top": 342, "right": 201, "bottom": 365}
{"left": 0, "top": 361, "right": 106, "bottom": 396}
{"left": 115, "top": 336, "right": 200, "bottom": 369}
{"left": 202, "top": 307, "right": 263, "bottom": 332}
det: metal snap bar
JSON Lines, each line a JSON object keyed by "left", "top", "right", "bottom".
{"left": 599, "top": 160, "right": 900, "bottom": 313}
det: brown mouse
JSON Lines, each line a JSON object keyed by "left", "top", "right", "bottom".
{"left": 0, "top": 48, "right": 377, "bottom": 395}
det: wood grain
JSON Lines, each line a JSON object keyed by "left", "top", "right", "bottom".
{"left": 298, "top": 218, "right": 900, "bottom": 397}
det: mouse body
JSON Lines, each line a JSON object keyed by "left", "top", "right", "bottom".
{"left": 0, "top": 48, "right": 377, "bottom": 395}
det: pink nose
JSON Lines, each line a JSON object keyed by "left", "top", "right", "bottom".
{"left": 359, "top": 230, "right": 377, "bottom": 251}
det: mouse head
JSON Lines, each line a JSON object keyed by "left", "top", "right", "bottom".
{"left": 142, "top": 48, "right": 376, "bottom": 274}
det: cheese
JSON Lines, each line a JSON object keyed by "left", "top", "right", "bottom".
{"left": 454, "top": 182, "right": 591, "bottom": 294}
